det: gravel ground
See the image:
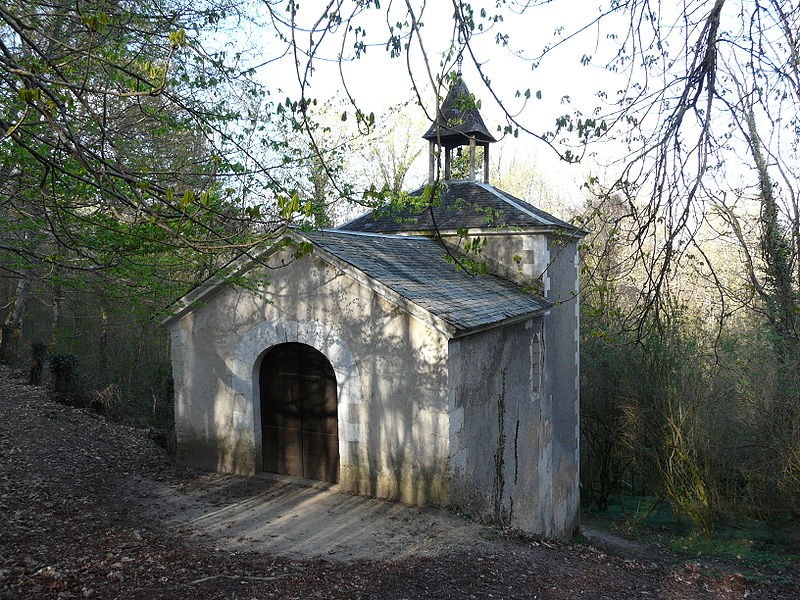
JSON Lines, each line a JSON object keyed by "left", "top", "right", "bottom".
{"left": 1, "top": 367, "right": 797, "bottom": 599}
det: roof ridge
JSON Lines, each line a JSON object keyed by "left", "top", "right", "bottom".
{"left": 475, "top": 182, "right": 555, "bottom": 226}
{"left": 317, "top": 228, "right": 417, "bottom": 240}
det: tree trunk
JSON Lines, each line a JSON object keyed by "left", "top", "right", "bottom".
{"left": 49, "top": 279, "right": 63, "bottom": 350}
{"left": 745, "top": 106, "right": 798, "bottom": 346}
{"left": 0, "top": 275, "right": 33, "bottom": 365}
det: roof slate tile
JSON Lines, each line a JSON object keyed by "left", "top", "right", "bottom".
{"left": 301, "top": 229, "right": 548, "bottom": 333}
{"left": 340, "top": 180, "right": 582, "bottom": 234}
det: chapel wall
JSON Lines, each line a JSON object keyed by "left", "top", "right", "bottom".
{"left": 443, "top": 230, "right": 582, "bottom": 538}
{"left": 442, "top": 232, "right": 552, "bottom": 293}
{"left": 539, "top": 236, "right": 581, "bottom": 537}
{"left": 168, "top": 247, "right": 452, "bottom": 505}
{"left": 448, "top": 317, "right": 562, "bottom": 533}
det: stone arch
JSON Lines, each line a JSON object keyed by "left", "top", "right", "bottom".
{"left": 231, "top": 319, "right": 362, "bottom": 473}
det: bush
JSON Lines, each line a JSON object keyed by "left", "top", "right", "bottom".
{"left": 581, "top": 312, "right": 800, "bottom": 532}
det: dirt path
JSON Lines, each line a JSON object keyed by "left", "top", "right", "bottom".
{"left": 1, "top": 368, "right": 797, "bottom": 599}
{"left": 120, "top": 472, "right": 488, "bottom": 562}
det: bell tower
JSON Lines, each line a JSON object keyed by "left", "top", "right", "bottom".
{"left": 423, "top": 76, "right": 497, "bottom": 183}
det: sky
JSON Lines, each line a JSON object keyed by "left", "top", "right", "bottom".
{"left": 212, "top": 1, "right": 638, "bottom": 213}
{"left": 201, "top": 0, "right": 796, "bottom": 219}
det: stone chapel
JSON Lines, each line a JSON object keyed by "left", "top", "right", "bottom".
{"left": 164, "top": 77, "right": 585, "bottom": 537}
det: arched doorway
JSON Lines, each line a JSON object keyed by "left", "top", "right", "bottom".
{"left": 260, "top": 343, "right": 339, "bottom": 483}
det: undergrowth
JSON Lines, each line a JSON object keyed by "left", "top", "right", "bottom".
{"left": 583, "top": 495, "right": 800, "bottom": 582}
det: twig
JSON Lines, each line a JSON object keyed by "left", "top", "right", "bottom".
{"left": 143, "top": 573, "right": 289, "bottom": 591}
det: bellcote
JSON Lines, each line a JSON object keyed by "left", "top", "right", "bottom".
{"left": 424, "top": 77, "right": 496, "bottom": 183}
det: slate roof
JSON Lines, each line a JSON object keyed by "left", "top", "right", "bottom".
{"left": 301, "top": 229, "right": 549, "bottom": 333}
{"left": 422, "top": 78, "right": 497, "bottom": 148}
{"left": 340, "top": 180, "right": 584, "bottom": 235}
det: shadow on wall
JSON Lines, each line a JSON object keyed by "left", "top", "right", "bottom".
{"left": 174, "top": 254, "right": 451, "bottom": 506}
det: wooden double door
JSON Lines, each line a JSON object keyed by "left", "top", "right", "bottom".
{"left": 260, "top": 343, "right": 339, "bottom": 483}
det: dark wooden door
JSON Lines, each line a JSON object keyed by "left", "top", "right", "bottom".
{"left": 260, "top": 343, "right": 339, "bottom": 483}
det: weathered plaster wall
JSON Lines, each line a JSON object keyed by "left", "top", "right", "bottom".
{"left": 442, "top": 233, "right": 552, "bottom": 293}
{"left": 494, "top": 232, "right": 580, "bottom": 537}
{"left": 540, "top": 236, "right": 581, "bottom": 537}
{"left": 448, "top": 318, "right": 560, "bottom": 534}
{"left": 168, "top": 247, "right": 451, "bottom": 505}
{"left": 446, "top": 231, "right": 581, "bottom": 537}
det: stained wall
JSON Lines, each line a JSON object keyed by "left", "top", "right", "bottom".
{"left": 444, "top": 231, "right": 581, "bottom": 537}
{"left": 167, "top": 247, "right": 451, "bottom": 505}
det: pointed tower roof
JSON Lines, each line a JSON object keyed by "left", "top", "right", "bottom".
{"left": 423, "top": 77, "right": 497, "bottom": 149}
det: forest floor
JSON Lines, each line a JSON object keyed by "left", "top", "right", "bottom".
{"left": 1, "top": 367, "right": 798, "bottom": 599}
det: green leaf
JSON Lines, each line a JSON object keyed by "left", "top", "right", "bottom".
{"left": 293, "top": 241, "right": 314, "bottom": 258}
{"left": 82, "top": 12, "right": 109, "bottom": 32}
{"left": 179, "top": 190, "right": 195, "bottom": 208}
{"left": 17, "top": 88, "right": 41, "bottom": 103}
{"left": 169, "top": 29, "right": 187, "bottom": 48}
{"left": 278, "top": 192, "right": 301, "bottom": 219}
